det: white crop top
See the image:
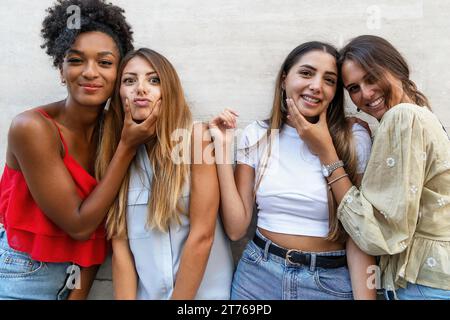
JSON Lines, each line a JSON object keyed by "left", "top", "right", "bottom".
{"left": 236, "top": 121, "right": 372, "bottom": 237}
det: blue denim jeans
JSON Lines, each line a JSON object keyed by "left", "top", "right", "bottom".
{"left": 231, "top": 229, "right": 353, "bottom": 300}
{"left": 0, "top": 226, "right": 72, "bottom": 300}
{"left": 385, "top": 282, "right": 450, "bottom": 300}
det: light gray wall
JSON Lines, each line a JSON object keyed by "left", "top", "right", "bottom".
{"left": 1, "top": 0, "right": 449, "bottom": 299}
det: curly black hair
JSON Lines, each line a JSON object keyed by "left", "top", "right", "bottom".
{"left": 41, "top": 0, "right": 134, "bottom": 68}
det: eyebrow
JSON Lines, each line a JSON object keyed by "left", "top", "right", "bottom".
{"left": 299, "top": 64, "right": 337, "bottom": 77}
{"left": 122, "top": 71, "right": 158, "bottom": 76}
{"left": 345, "top": 72, "right": 370, "bottom": 89}
{"left": 66, "top": 49, "right": 116, "bottom": 58}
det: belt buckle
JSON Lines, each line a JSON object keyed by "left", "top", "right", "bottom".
{"left": 286, "top": 249, "right": 304, "bottom": 266}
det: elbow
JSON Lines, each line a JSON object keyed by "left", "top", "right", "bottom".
{"left": 64, "top": 212, "right": 96, "bottom": 241}
{"left": 227, "top": 230, "right": 246, "bottom": 242}
{"left": 67, "top": 227, "right": 93, "bottom": 241}
{"left": 68, "top": 231, "right": 91, "bottom": 242}
{"left": 189, "top": 232, "right": 215, "bottom": 252}
{"left": 223, "top": 223, "right": 247, "bottom": 241}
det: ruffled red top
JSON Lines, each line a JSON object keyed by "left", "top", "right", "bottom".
{"left": 0, "top": 109, "right": 107, "bottom": 267}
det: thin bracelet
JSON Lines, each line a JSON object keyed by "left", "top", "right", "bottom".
{"left": 327, "top": 173, "right": 349, "bottom": 187}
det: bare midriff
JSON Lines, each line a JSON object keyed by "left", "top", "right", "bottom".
{"left": 258, "top": 227, "right": 345, "bottom": 252}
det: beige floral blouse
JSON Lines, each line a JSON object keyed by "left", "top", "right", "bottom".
{"left": 338, "top": 103, "right": 450, "bottom": 291}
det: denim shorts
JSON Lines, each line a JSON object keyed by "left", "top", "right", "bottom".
{"left": 0, "top": 226, "right": 72, "bottom": 300}
{"left": 231, "top": 229, "right": 353, "bottom": 300}
{"left": 385, "top": 282, "right": 450, "bottom": 300}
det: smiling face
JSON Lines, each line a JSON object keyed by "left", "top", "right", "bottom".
{"left": 342, "top": 59, "right": 405, "bottom": 120}
{"left": 283, "top": 50, "right": 338, "bottom": 120}
{"left": 61, "top": 31, "right": 119, "bottom": 107}
{"left": 119, "top": 56, "right": 161, "bottom": 121}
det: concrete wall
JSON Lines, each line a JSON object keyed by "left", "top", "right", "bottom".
{"left": 1, "top": 0, "right": 450, "bottom": 299}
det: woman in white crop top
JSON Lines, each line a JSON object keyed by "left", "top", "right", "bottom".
{"left": 209, "top": 42, "right": 376, "bottom": 299}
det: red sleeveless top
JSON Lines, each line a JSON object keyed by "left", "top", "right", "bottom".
{"left": 0, "top": 109, "right": 107, "bottom": 267}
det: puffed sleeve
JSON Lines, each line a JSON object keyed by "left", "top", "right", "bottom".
{"left": 236, "top": 121, "right": 267, "bottom": 168}
{"left": 351, "top": 123, "right": 372, "bottom": 174}
{"left": 338, "top": 105, "right": 426, "bottom": 256}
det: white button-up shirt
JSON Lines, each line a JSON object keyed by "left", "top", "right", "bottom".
{"left": 126, "top": 146, "right": 234, "bottom": 299}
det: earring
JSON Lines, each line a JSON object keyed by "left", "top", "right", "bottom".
{"left": 356, "top": 108, "right": 361, "bottom": 112}
{"left": 104, "top": 98, "right": 111, "bottom": 110}
{"left": 61, "top": 79, "right": 66, "bottom": 86}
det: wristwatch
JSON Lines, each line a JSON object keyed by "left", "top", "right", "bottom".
{"left": 321, "top": 160, "right": 344, "bottom": 177}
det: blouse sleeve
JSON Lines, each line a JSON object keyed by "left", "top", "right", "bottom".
{"left": 352, "top": 123, "right": 372, "bottom": 174}
{"left": 338, "top": 105, "right": 426, "bottom": 256}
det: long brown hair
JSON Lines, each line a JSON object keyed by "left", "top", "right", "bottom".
{"left": 338, "top": 35, "right": 430, "bottom": 109}
{"left": 251, "top": 42, "right": 358, "bottom": 242}
{"left": 96, "top": 48, "right": 192, "bottom": 238}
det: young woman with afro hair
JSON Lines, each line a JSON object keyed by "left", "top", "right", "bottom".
{"left": 0, "top": 0, "right": 156, "bottom": 299}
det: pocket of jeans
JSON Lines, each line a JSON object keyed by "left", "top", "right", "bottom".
{"left": 314, "top": 266, "right": 353, "bottom": 298}
{"left": 240, "top": 241, "right": 263, "bottom": 265}
{"left": 0, "top": 248, "right": 44, "bottom": 277}
{"left": 416, "top": 283, "right": 450, "bottom": 300}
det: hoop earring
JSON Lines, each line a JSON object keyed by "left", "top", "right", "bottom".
{"left": 104, "top": 98, "right": 111, "bottom": 110}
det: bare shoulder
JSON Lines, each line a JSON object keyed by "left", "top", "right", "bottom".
{"left": 10, "top": 109, "right": 53, "bottom": 141}
{"left": 8, "top": 107, "right": 61, "bottom": 158}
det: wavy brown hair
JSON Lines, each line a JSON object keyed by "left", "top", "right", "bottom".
{"left": 250, "top": 42, "right": 358, "bottom": 242}
{"left": 338, "top": 35, "right": 430, "bottom": 109}
{"left": 96, "top": 48, "right": 192, "bottom": 238}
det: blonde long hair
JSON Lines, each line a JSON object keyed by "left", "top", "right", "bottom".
{"left": 96, "top": 48, "right": 192, "bottom": 238}
{"left": 252, "top": 42, "right": 358, "bottom": 242}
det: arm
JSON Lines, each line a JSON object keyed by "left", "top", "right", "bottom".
{"left": 345, "top": 173, "right": 376, "bottom": 300}
{"left": 209, "top": 110, "right": 255, "bottom": 241}
{"left": 171, "top": 124, "right": 220, "bottom": 299}
{"left": 346, "top": 237, "right": 377, "bottom": 300}
{"left": 8, "top": 103, "right": 160, "bottom": 240}
{"left": 112, "top": 238, "right": 138, "bottom": 300}
{"left": 218, "top": 164, "right": 255, "bottom": 241}
{"left": 67, "top": 265, "right": 100, "bottom": 300}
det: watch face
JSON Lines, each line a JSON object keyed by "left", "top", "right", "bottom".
{"left": 322, "top": 166, "right": 329, "bottom": 177}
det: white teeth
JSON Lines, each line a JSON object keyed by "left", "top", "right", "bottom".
{"left": 302, "top": 95, "right": 320, "bottom": 103}
{"left": 368, "top": 97, "right": 383, "bottom": 107}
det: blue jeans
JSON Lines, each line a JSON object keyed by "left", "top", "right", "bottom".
{"left": 231, "top": 230, "right": 353, "bottom": 300}
{"left": 385, "top": 282, "right": 450, "bottom": 300}
{"left": 0, "top": 226, "right": 72, "bottom": 300}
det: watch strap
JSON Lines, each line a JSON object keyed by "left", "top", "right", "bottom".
{"left": 325, "top": 160, "right": 344, "bottom": 175}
